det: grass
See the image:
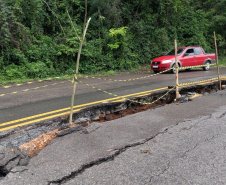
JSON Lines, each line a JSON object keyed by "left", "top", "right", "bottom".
{"left": 217, "top": 56, "right": 226, "bottom": 67}
{"left": 0, "top": 65, "right": 147, "bottom": 86}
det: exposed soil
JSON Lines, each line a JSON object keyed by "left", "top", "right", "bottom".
{"left": 20, "top": 123, "right": 76, "bottom": 157}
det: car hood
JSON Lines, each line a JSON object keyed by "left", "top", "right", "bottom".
{"left": 152, "top": 56, "right": 175, "bottom": 61}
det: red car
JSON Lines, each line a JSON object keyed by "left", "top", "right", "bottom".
{"left": 151, "top": 46, "right": 216, "bottom": 73}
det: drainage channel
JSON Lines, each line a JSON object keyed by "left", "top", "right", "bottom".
{"left": 0, "top": 81, "right": 225, "bottom": 178}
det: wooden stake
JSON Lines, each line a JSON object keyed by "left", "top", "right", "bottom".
{"left": 69, "top": 17, "right": 91, "bottom": 125}
{"left": 214, "top": 31, "right": 222, "bottom": 90}
{"left": 174, "top": 40, "right": 180, "bottom": 99}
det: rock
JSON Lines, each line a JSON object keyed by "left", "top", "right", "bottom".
{"left": 106, "top": 111, "right": 111, "bottom": 115}
{"left": 105, "top": 116, "right": 111, "bottom": 120}
{"left": 187, "top": 92, "right": 196, "bottom": 96}
{"left": 114, "top": 103, "right": 127, "bottom": 112}
{"left": 74, "top": 118, "right": 90, "bottom": 124}
{"left": 91, "top": 115, "right": 100, "bottom": 121}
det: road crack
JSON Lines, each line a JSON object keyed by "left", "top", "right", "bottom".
{"left": 48, "top": 128, "right": 170, "bottom": 185}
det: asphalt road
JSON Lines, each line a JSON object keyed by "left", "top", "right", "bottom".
{"left": 1, "top": 87, "right": 226, "bottom": 184}
{"left": 0, "top": 67, "right": 226, "bottom": 124}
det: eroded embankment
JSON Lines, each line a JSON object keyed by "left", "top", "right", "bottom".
{"left": 0, "top": 81, "right": 225, "bottom": 178}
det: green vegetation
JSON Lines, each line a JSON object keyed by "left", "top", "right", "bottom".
{"left": 0, "top": 0, "right": 226, "bottom": 82}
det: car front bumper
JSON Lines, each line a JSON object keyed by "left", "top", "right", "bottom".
{"left": 151, "top": 63, "right": 171, "bottom": 71}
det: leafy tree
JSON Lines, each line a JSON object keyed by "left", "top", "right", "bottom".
{"left": 0, "top": 0, "right": 226, "bottom": 81}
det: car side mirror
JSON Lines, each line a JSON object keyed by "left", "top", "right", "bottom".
{"left": 183, "top": 53, "right": 189, "bottom": 57}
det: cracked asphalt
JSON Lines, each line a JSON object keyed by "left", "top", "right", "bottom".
{"left": 1, "top": 90, "right": 226, "bottom": 185}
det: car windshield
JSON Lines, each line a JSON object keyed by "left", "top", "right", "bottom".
{"left": 165, "top": 48, "right": 185, "bottom": 56}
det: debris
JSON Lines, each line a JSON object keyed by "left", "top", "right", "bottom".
{"left": 141, "top": 149, "right": 152, "bottom": 154}
{"left": 106, "top": 149, "right": 114, "bottom": 152}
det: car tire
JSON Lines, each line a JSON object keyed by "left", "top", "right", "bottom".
{"left": 203, "top": 61, "right": 210, "bottom": 71}
{"left": 171, "top": 64, "right": 180, "bottom": 74}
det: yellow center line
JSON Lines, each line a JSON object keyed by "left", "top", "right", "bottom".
{"left": 0, "top": 78, "right": 222, "bottom": 131}
{"left": 0, "top": 108, "right": 83, "bottom": 132}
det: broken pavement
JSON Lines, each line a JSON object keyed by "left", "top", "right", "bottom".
{"left": 0, "top": 90, "right": 226, "bottom": 184}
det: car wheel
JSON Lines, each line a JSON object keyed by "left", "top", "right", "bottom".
{"left": 171, "top": 64, "right": 180, "bottom": 74}
{"left": 203, "top": 61, "right": 210, "bottom": 71}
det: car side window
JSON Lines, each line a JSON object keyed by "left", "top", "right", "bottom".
{"left": 185, "top": 49, "right": 195, "bottom": 56}
{"left": 194, "top": 48, "right": 202, "bottom": 55}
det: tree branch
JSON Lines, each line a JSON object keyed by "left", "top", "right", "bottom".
{"left": 83, "top": 0, "right": 87, "bottom": 35}
{"left": 66, "top": 7, "right": 81, "bottom": 41}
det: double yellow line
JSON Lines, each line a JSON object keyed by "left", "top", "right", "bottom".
{"left": 0, "top": 87, "right": 167, "bottom": 132}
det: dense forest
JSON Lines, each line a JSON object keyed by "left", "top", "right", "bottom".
{"left": 0, "top": 0, "right": 226, "bottom": 80}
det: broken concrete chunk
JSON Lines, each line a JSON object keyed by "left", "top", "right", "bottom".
{"left": 114, "top": 103, "right": 127, "bottom": 112}
{"left": 56, "top": 126, "right": 84, "bottom": 137}
{"left": 187, "top": 92, "right": 196, "bottom": 96}
{"left": 58, "top": 123, "right": 71, "bottom": 131}
{"left": 0, "top": 145, "right": 30, "bottom": 177}
{"left": 74, "top": 118, "right": 90, "bottom": 124}
{"left": 106, "top": 111, "right": 111, "bottom": 115}
{"left": 91, "top": 115, "right": 100, "bottom": 121}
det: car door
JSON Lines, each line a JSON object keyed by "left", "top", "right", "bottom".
{"left": 194, "top": 48, "right": 205, "bottom": 65}
{"left": 180, "top": 48, "right": 196, "bottom": 67}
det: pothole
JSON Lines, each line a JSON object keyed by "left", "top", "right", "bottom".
{"left": 0, "top": 81, "right": 225, "bottom": 178}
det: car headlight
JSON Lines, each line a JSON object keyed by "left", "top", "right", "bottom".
{"left": 162, "top": 60, "right": 172, "bottom": 64}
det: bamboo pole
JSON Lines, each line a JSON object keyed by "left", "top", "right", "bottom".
{"left": 174, "top": 40, "right": 180, "bottom": 99}
{"left": 69, "top": 17, "right": 91, "bottom": 125}
{"left": 214, "top": 31, "right": 222, "bottom": 91}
